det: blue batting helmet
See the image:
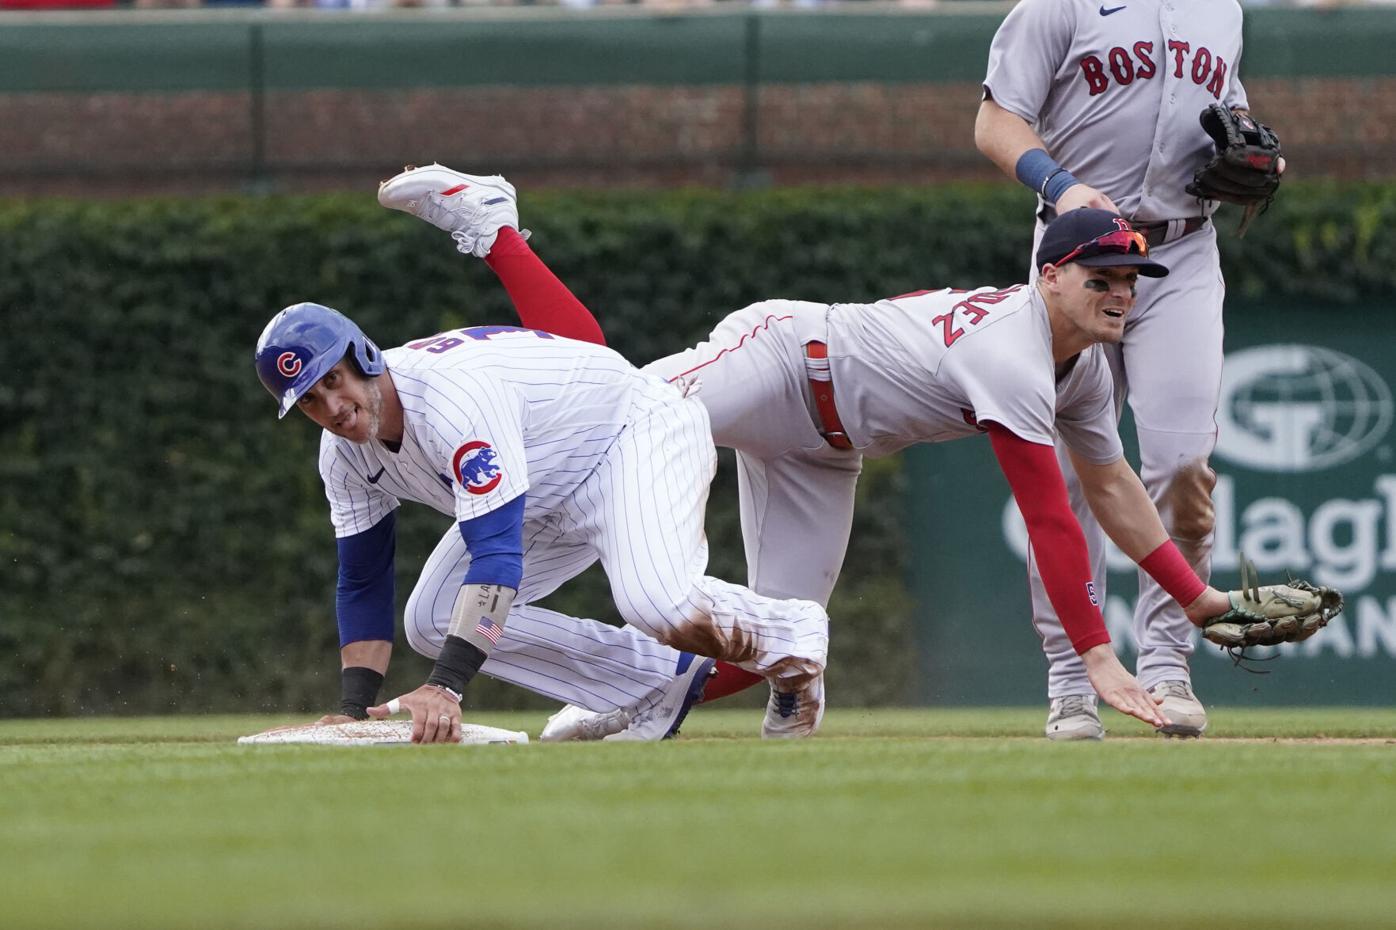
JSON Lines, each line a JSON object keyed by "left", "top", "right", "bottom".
{"left": 254, "top": 302, "right": 386, "bottom": 418}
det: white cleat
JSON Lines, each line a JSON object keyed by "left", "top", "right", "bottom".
{"left": 377, "top": 163, "right": 528, "bottom": 258}
{"left": 539, "top": 703, "right": 631, "bottom": 743}
{"left": 761, "top": 671, "right": 826, "bottom": 739}
{"left": 1045, "top": 694, "right": 1105, "bottom": 741}
{"left": 1150, "top": 680, "right": 1207, "bottom": 738}
{"left": 760, "top": 605, "right": 829, "bottom": 740}
{"left": 539, "top": 654, "right": 715, "bottom": 743}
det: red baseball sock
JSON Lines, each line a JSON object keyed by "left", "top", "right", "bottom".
{"left": 700, "top": 662, "right": 765, "bottom": 702}
{"left": 484, "top": 227, "right": 606, "bottom": 346}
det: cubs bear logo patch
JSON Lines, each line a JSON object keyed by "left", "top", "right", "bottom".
{"left": 452, "top": 441, "right": 504, "bottom": 495}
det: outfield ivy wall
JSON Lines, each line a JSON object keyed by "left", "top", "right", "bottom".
{"left": 1, "top": 181, "right": 1391, "bottom": 716}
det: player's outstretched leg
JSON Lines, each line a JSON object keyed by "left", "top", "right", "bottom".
{"left": 378, "top": 163, "right": 524, "bottom": 256}
{"left": 378, "top": 163, "right": 606, "bottom": 345}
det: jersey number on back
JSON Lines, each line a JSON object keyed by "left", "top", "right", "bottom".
{"left": 407, "top": 326, "right": 556, "bottom": 354}
{"left": 928, "top": 286, "right": 1023, "bottom": 348}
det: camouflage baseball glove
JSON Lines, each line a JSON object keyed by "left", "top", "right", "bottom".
{"left": 1185, "top": 104, "right": 1283, "bottom": 236}
{"left": 1203, "top": 555, "right": 1344, "bottom": 650}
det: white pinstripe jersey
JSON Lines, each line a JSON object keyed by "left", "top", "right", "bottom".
{"left": 984, "top": 0, "right": 1248, "bottom": 222}
{"left": 825, "top": 285, "right": 1124, "bottom": 462}
{"left": 319, "top": 325, "right": 659, "bottom": 538}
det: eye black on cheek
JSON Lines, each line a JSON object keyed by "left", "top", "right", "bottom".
{"left": 1083, "top": 279, "right": 1110, "bottom": 293}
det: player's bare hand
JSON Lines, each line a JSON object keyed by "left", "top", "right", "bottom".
{"left": 1054, "top": 184, "right": 1119, "bottom": 215}
{"left": 313, "top": 714, "right": 360, "bottom": 726}
{"left": 1183, "top": 586, "right": 1232, "bottom": 627}
{"left": 368, "top": 684, "right": 461, "bottom": 744}
{"left": 1080, "top": 644, "right": 1171, "bottom": 730}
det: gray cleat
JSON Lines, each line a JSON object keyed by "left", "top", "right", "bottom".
{"left": 1045, "top": 693, "right": 1105, "bottom": 741}
{"left": 1150, "top": 680, "right": 1207, "bottom": 738}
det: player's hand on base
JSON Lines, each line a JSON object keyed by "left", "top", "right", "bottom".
{"left": 368, "top": 684, "right": 462, "bottom": 744}
{"left": 1080, "top": 644, "right": 1171, "bottom": 730}
{"left": 1054, "top": 183, "right": 1119, "bottom": 215}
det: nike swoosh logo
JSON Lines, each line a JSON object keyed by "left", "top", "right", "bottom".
{"left": 1099, "top": 4, "right": 1125, "bottom": 14}
{"left": 366, "top": 467, "right": 386, "bottom": 484}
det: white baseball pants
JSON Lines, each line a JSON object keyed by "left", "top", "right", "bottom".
{"left": 403, "top": 378, "right": 829, "bottom": 708}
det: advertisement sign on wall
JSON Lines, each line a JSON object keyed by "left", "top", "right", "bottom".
{"left": 907, "top": 307, "right": 1396, "bottom": 706}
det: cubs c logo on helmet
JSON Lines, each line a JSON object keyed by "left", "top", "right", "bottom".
{"left": 452, "top": 441, "right": 504, "bottom": 495}
{"left": 277, "top": 351, "right": 303, "bottom": 378}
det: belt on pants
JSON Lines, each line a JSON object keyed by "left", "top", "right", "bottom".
{"left": 1132, "top": 216, "right": 1208, "bottom": 247}
{"left": 803, "top": 340, "right": 853, "bottom": 450}
{"left": 1038, "top": 205, "right": 1208, "bottom": 248}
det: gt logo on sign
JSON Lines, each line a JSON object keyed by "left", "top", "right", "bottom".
{"left": 277, "top": 352, "right": 302, "bottom": 378}
{"left": 1213, "top": 345, "right": 1393, "bottom": 473}
{"left": 452, "top": 441, "right": 504, "bottom": 495}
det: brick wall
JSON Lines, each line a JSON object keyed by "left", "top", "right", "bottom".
{"left": 1, "top": 77, "right": 1389, "bottom": 196}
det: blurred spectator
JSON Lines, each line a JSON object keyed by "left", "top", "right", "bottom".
{"left": 262, "top": 0, "right": 452, "bottom": 7}
{"left": 8, "top": 0, "right": 1396, "bottom": 11}
{"left": 0, "top": 0, "right": 114, "bottom": 7}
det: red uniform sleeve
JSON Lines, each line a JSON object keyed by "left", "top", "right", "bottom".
{"left": 985, "top": 422, "right": 1111, "bottom": 655}
{"left": 484, "top": 228, "right": 607, "bottom": 346}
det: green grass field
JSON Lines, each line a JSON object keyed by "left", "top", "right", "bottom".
{"left": 4, "top": 708, "right": 1395, "bottom": 930}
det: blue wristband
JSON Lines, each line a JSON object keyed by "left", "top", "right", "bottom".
{"left": 1015, "top": 148, "right": 1079, "bottom": 204}
{"left": 1043, "top": 168, "right": 1081, "bottom": 204}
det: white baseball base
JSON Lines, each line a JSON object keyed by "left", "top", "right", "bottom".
{"left": 237, "top": 720, "right": 529, "bottom": 746}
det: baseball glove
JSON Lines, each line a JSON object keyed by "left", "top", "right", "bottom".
{"left": 1203, "top": 555, "right": 1344, "bottom": 652}
{"left": 1185, "top": 104, "right": 1283, "bottom": 236}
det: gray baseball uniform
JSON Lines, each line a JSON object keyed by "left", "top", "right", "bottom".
{"left": 643, "top": 287, "right": 1124, "bottom": 608}
{"left": 984, "top": 0, "right": 1247, "bottom": 696}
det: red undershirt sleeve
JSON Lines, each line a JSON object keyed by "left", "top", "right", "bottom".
{"left": 484, "top": 228, "right": 607, "bottom": 347}
{"left": 1140, "top": 540, "right": 1207, "bottom": 608}
{"left": 985, "top": 421, "right": 1111, "bottom": 655}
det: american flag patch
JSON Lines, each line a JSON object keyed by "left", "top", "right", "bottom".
{"left": 475, "top": 618, "right": 504, "bottom": 646}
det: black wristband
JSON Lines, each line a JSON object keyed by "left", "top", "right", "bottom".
{"left": 426, "top": 635, "right": 488, "bottom": 695}
{"left": 340, "top": 666, "right": 384, "bottom": 720}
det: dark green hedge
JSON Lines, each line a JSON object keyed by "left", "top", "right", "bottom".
{"left": 1, "top": 181, "right": 1389, "bottom": 717}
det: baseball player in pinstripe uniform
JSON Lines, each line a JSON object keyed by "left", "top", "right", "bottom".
{"left": 254, "top": 301, "right": 830, "bottom": 742}
{"left": 975, "top": 0, "right": 1280, "bottom": 738}
{"left": 375, "top": 165, "right": 1245, "bottom": 741}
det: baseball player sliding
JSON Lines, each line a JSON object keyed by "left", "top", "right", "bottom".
{"left": 976, "top": 0, "right": 1283, "bottom": 738}
{"left": 253, "top": 300, "right": 830, "bottom": 743}
{"left": 375, "top": 165, "right": 1253, "bottom": 740}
